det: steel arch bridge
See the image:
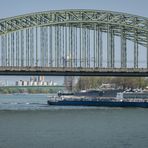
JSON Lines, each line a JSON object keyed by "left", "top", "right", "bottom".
{"left": 0, "top": 9, "right": 148, "bottom": 76}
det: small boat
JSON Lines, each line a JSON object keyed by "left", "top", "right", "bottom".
{"left": 47, "top": 89, "right": 148, "bottom": 108}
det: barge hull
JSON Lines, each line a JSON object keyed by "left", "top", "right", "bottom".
{"left": 47, "top": 100, "right": 148, "bottom": 108}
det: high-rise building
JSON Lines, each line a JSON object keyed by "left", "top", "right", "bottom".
{"left": 38, "top": 76, "right": 45, "bottom": 82}
{"left": 64, "top": 76, "right": 75, "bottom": 91}
{"left": 30, "top": 76, "right": 35, "bottom": 81}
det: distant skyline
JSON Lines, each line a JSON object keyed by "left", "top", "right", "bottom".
{"left": 0, "top": 0, "right": 147, "bottom": 83}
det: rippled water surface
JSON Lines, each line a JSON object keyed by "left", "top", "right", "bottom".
{"left": 0, "top": 94, "right": 148, "bottom": 148}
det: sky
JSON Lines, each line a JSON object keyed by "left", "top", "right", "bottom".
{"left": 0, "top": 0, "right": 147, "bottom": 85}
{"left": 0, "top": 0, "right": 147, "bottom": 18}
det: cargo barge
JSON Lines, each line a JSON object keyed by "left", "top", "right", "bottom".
{"left": 47, "top": 90, "right": 148, "bottom": 108}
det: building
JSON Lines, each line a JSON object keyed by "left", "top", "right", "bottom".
{"left": 15, "top": 76, "right": 58, "bottom": 86}
{"left": 38, "top": 76, "right": 45, "bottom": 82}
{"left": 64, "top": 76, "right": 75, "bottom": 91}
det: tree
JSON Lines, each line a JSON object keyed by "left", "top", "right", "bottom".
{"left": 76, "top": 77, "right": 148, "bottom": 90}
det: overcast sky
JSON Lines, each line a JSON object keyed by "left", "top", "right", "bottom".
{"left": 0, "top": 0, "right": 147, "bottom": 84}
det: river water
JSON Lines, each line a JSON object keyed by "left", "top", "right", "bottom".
{"left": 0, "top": 94, "right": 148, "bottom": 148}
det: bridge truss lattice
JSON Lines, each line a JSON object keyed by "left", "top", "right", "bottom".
{"left": 0, "top": 9, "right": 148, "bottom": 75}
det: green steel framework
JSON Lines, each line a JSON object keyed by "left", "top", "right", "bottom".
{"left": 0, "top": 9, "right": 148, "bottom": 76}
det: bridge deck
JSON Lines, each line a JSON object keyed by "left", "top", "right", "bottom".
{"left": 0, "top": 67, "right": 147, "bottom": 76}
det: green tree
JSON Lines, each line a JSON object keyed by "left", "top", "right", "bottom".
{"left": 76, "top": 77, "right": 148, "bottom": 90}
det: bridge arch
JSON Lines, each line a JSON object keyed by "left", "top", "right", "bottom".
{"left": 0, "top": 9, "right": 148, "bottom": 75}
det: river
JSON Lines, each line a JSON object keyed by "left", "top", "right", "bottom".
{"left": 0, "top": 94, "right": 148, "bottom": 148}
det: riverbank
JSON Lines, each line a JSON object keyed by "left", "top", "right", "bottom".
{"left": 0, "top": 86, "right": 65, "bottom": 94}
